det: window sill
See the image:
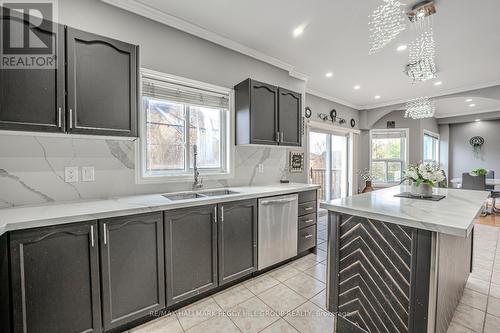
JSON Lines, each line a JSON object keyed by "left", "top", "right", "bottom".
{"left": 136, "top": 171, "right": 234, "bottom": 185}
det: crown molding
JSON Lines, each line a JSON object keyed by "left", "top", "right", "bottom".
{"left": 305, "top": 88, "right": 361, "bottom": 110}
{"left": 435, "top": 107, "right": 500, "bottom": 119}
{"left": 100, "top": 0, "right": 308, "bottom": 82}
{"left": 359, "top": 79, "right": 500, "bottom": 110}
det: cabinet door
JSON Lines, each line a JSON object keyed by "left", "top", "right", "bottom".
{"left": 0, "top": 20, "right": 65, "bottom": 133}
{"left": 278, "top": 88, "right": 302, "bottom": 147}
{"left": 66, "top": 28, "right": 138, "bottom": 137}
{"left": 164, "top": 205, "right": 218, "bottom": 306}
{"left": 218, "top": 199, "right": 257, "bottom": 285}
{"left": 100, "top": 212, "right": 165, "bottom": 330}
{"left": 250, "top": 80, "right": 278, "bottom": 145}
{"left": 9, "top": 221, "right": 101, "bottom": 333}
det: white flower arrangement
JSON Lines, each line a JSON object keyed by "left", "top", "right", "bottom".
{"left": 358, "top": 168, "right": 373, "bottom": 182}
{"left": 402, "top": 162, "right": 446, "bottom": 187}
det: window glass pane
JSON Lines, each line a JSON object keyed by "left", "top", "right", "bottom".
{"left": 423, "top": 135, "right": 433, "bottom": 161}
{"left": 189, "top": 106, "right": 222, "bottom": 169}
{"left": 309, "top": 132, "right": 328, "bottom": 201}
{"left": 372, "top": 161, "right": 386, "bottom": 182}
{"left": 387, "top": 161, "right": 402, "bottom": 182}
{"left": 145, "top": 99, "right": 186, "bottom": 172}
{"left": 372, "top": 138, "right": 401, "bottom": 159}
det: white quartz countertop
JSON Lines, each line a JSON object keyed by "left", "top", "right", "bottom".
{"left": 319, "top": 185, "right": 489, "bottom": 237}
{"left": 0, "top": 183, "right": 319, "bottom": 236}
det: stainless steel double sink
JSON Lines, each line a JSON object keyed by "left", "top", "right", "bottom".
{"left": 163, "top": 189, "right": 239, "bottom": 201}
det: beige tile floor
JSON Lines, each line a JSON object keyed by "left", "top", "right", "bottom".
{"left": 128, "top": 217, "right": 332, "bottom": 333}
{"left": 126, "top": 217, "right": 500, "bottom": 333}
{"left": 447, "top": 223, "right": 500, "bottom": 333}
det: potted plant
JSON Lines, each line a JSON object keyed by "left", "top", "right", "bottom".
{"left": 359, "top": 168, "right": 374, "bottom": 193}
{"left": 401, "top": 163, "right": 446, "bottom": 198}
{"left": 470, "top": 168, "right": 488, "bottom": 176}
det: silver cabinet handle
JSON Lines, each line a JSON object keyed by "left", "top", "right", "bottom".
{"left": 90, "top": 225, "right": 95, "bottom": 247}
{"left": 276, "top": 131, "right": 280, "bottom": 142}
{"left": 305, "top": 234, "right": 313, "bottom": 239}
{"left": 69, "top": 109, "right": 73, "bottom": 129}
{"left": 214, "top": 206, "right": 217, "bottom": 224}
{"left": 103, "top": 223, "right": 108, "bottom": 245}
{"left": 260, "top": 197, "right": 298, "bottom": 205}
{"left": 304, "top": 207, "right": 313, "bottom": 211}
{"left": 221, "top": 206, "right": 224, "bottom": 222}
{"left": 58, "top": 107, "right": 62, "bottom": 128}
{"left": 280, "top": 132, "right": 284, "bottom": 142}
{"left": 304, "top": 219, "right": 314, "bottom": 223}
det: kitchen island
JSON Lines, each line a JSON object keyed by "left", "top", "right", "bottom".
{"left": 320, "top": 185, "right": 489, "bottom": 333}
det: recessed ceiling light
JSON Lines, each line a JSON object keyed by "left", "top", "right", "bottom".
{"left": 325, "top": 72, "right": 333, "bottom": 78}
{"left": 397, "top": 45, "right": 407, "bottom": 52}
{"left": 475, "top": 119, "right": 481, "bottom": 122}
{"left": 466, "top": 98, "right": 473, "bottom": 102}
{"left": 353, "top": 85, "right": 361, "bottom": 90}
{"left": 434, "top": 81, "right": 442, "bottom": 86}
{"left": 374, "top": 95, "right": 381, "bottom": 99}
{"left": 293, "top": 25, "right": 305, "bottom": 38}
{"left": 469, "top": 104, "right": 476, "bottom": 107}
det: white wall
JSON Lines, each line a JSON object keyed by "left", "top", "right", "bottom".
{"left": 0, "top": 0, "right": 310, "bottom": 207}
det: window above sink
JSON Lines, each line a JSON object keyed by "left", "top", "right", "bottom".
{"left": 137, "top": 69, "right": 235, "bottom": 184}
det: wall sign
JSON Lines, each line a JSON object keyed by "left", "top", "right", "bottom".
{"left": 289, "top": 151, "right": 305, "bottom": 173}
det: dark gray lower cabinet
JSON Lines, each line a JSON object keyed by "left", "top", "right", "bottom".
{"left": 99, "top": 212, "right": 165, "bottom": 330}
{"left": 218, "top": 199, "right": 257, "bottom": 285}
{"left": 9, "top": 221, "right": 102, "bottom": 333}
{"left": 164, "top": 205, "right": 218, "bottom": 306}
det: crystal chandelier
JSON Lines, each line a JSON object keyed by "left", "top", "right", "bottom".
{"left": 405, "top": 97, "right": 435, "bottom": 119}
{"left": 368, "top": 0, "right": 407, "bottom": 55}
{"left": 406, "top": 1, "right": 437, "bottom": 82}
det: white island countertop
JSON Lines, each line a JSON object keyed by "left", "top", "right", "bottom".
{"left": 0, "top": 183, "right": 319, "bottom": 236}
{"left": 320, "top": 185, "right": 489, "bottom": 237}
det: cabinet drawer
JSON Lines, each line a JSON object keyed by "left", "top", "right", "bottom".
{"left": 298, "top": 190, "right": 317, "bottom": 204}
{"left": 298, "top": 201, "right": 317, "bottom": 216}
{"left": 298, "top": 225, "right": 316, "bottom": 253}
{"left": 298, "top": 213, "right": 317, "bottom": 229}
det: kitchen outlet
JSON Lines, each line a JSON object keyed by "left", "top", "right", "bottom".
{"left": 81, "top": 166, "right": 95, "bottom": 182}
{"left": 258, "top": 164, "right": 264, "bottom": 173}
{"left": 64, "top": 167, "right": 79, "bottom": 183}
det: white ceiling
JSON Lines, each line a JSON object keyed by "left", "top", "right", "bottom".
{"left": 107, "top": 0, "right": 500, "bottom": 113}
{"left": 434, "top": 96, "right": 500, "bottom": 118}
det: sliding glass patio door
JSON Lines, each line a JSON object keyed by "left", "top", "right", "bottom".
{"left": 309, "top": 130, "right": 349, "bottom": 202}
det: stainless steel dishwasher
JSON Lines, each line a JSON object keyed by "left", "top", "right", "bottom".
{"left": 258, "top": 194, "right": 298, "bottom": 270}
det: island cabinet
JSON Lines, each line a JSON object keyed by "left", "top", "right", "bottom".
{"left": 235, "top": 78, "right": 302, "bottom": 147}
{"left": 164, "top": 205, "right": 218, "bottom": 306}
{"left": 218, "top": 199, "right": 258, "bottom": 286}
{"left": 99, "top": 212, "right": 165, "bottom": 331}
{"left": 9, "top": 221, "right": 102, "bottom": 333}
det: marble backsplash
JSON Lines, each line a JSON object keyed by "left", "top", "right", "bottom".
{"left": 0, "top": 135, "right": 306, "bottom": 208}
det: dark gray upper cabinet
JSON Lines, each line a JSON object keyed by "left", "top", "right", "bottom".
{"left": 99, "top": 212, "right": 165, "bottom": 331}
{"left": 218, "top": 199, "right": 257, "bottom": 286}
{"left": 235, "top": 79, "right": 278, "bottom": 145}
{"left": 164, "top": 205, "right": 218, "bottom": 306}
{"left": 66, "top": 28, "right": 138, "bottom": 137}
{"left": 235, "top": 78, "right": 302, "bottom": 147}
{"left": 0, "top": 22, "right": 65, "bottom": 133}
{"left": 278, "top": 88, "right": 302, "bottom": 147}
{"left": 9, "top": 221, "right": 102, "bottom": 333}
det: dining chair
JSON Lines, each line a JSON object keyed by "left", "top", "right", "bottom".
{"left": 462, "top": 173, "right": 486, "bottom": 191}
{"left": 486, "top": 171, "right": 500, "bottom": 213}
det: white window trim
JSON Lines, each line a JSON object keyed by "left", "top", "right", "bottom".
{"left": 422, "top": 129, "right": 440, "bottom": 165}
{"left": 135, "top": 68, "right": 235, "bottom": 184}
{"left": 369, "top": 128, "right": 409, "bottom": 186}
